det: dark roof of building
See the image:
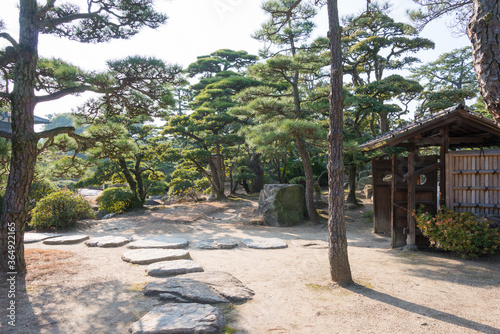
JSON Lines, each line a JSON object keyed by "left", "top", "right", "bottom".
{"left": 360, "top": 105, "right": 500, "bottom": 152}
{"left": 0, "top": 112, "right": 51, "bottom": 125}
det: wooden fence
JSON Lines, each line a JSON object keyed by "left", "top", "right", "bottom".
{"left": 446, "top": 149, "right": 500, "bottom": 215}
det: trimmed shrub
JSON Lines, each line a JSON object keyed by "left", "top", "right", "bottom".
{"left": 28, "top": 180, "right": 57, "bottom": 210}
{"left": 97, "top": 187, "right": 136, "bottom": 213}
{"left": 30, "top": 190, "right": 95, "bottom": 230}
{"left": 415, "top": 207, "right": 500, "bottom": 258}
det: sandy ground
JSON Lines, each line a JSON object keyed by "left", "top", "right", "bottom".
{"left": 1, "top": 194, "right": 500, "bottom": 334}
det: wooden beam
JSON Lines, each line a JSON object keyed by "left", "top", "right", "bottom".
{"left": 403, "top": 162, "right": 440, "bottom": 182}
{"left": 406, "top": 152, "right": 416, "bottom": 248}
{"left": 440, "top": 125, "right": 449, "bottom": 206}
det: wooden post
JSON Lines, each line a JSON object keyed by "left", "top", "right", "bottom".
{"left": 406, "top": 152, "right": 417, "bottom": 249}
{"left": 391, "top": 154, "right": 397, "bottom": 248}
{"left": 440, "top": 125, "right": 449, "bottom": 206}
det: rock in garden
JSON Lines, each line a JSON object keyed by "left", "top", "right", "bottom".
{"left": 147, "top": 260, "right": 204, "bottom": 277}
{"left": 144, "top": 278, "right": 228, "bottom": 304}
{"left": 85, "top": 236, "right": 132, "bottom": 248}
{"left": 24, "top": 233, "right": 62, "bottom": 244}
{"left": 180, "top": 271, "right": 255, "bottom": 302}
{"left": 291, "top": 239, "right": 328, "bottom": 249}
{"left": 258, "top": 184, "right": 306, "bottom": 226}
{"left": 127, "top": 237, "right": 189, "bottom": 249}
{"left": 242, "top": 237, "right": 287, "bottom": 249}
{"left": 196, "top": 239, "right": 238, "bottom": 249}
{"left": 129, "top": 303, "right": 225, "bottom": 334}
{"left": 122, "top": 249, "right": 190, "bottom": 265}
{"left": 102, "top": 212, "right": 116, "bottom": 219}
{"left": 43, "top": 235, "right": 89, "bottom": 245}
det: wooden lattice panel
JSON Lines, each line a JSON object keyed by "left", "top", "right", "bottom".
{"left": 446, "top": 149, "right": 500, "bottom": 215}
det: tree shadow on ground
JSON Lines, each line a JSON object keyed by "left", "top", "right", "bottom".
{"left": 0, "top": 275, "right": 42, "bottom": 334}
{"left": 347, "top": 284, "right": 500, "bottom": 334}
{"left": 387, "top": 249, "right": 500, "bottom": 288}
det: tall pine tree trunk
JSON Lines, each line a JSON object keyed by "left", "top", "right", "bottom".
{"left": 294, "top": 135, "right": 320, "bottom": 223}
{"left": 468, "top": 0, "right": 500, "bottom": 123}
{"left": 249, "top": 153, "right": 264, "bottom": 193}
{"left": 327, "top": 0, "right": 353, "bottom": 285}
{"left": 0, "top": 0, "right": 39, "bottom": 274}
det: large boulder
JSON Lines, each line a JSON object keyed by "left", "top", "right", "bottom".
{"left": 258, "top": 184, "right": 306, "bottom": 226}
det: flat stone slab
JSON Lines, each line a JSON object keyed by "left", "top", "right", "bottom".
{"left": 179, "top": 271, "right": 254, "bottom": 302}
{"left": 130, "top": 303, "right": 224, "bottom": 334}
{"left": 122, "top": 249, "right": 190, "bottom": 265}
{"left": 144, "top": 278, "right": 228, "bottom": 304}
{"left": 241, "top": 237, "right": 287, "bottom": 249}
{"left": 24, "top": 233, "right": 62, "bottom": 244}
{"left": 196, "top": 239, "right": 238, "bottom": 250}
{"left": 85, "top": 236, "right": 132, "bottom": 248}
{"left": 147, "top": 260, "right": 203, "bottom": 277}
{"left": 127, "top": 237, "right": 188, "bottom": 249}
{"left": 43, "top": 235, "right": 89, "bottom": 245}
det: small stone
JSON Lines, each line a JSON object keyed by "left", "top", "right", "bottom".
{"left": 291, "top": 239, "right": 328, "bottom": 249}
{"left": 196, "top": 239, "right": 238, "bottom": 250}
{"left": 24, "top": 233, "right": 62, "bottom": 244}
{"left": 241, "top": 237, "right": 287, "bottom": 249}
{"left": 127, "top": 237, "right": 188, "bottom": 249}
{"left": 122, "top": 249, "right": 190, "bottom": 265}
{"left": 147, "top": 260, "right": 204, "bottom": 277}
{"left": 85, "top": 236, "right": 132, "bottom": 248}
{"left": 102, "top": 213, "right": 116, "bottom": 219}
{"left": 129, "top": 303, "right": 225, "bottom": 334}
{"left": 43, "top": 235, "right": 89, "bottom": 245}
{"left": 144, "top": 278, "right": 228, "bottom": 304}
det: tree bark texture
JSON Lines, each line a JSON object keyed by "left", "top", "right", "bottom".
{"left": 327, "top": 0, "right": 353, "bottom": 285}
{"left": 294, "top": 135, "right": 320, "bottom": 223}
{"left": 468, "top": 0, "right": 500, "bottom": 123}
{"left": 249, "top": 153, "right": 264, "bottom": 193}
{"left": 0, "top": 0, "right": 39, "bottom": 274}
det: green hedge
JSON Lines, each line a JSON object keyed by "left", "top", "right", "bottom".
{"left": 97, "top": 187, "right": 136, "bottom": 213}
{"left": 29, "top": 190, "right": 94, "bottom": 230}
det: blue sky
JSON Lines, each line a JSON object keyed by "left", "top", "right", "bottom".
{"left": 1, "top": 0, "right": 470, "bottom": 118}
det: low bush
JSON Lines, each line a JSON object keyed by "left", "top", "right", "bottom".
{"left": 97, "top": 187, "right": 137, "bottom": 213}
{"left": 415, "top": 207, "right": 500, "bottom": 258}
{"left": 28, "top": 180, "right": 57, "bottom": 210}
{"left": 29, "top": 190, "right": 95, "bottom": 230}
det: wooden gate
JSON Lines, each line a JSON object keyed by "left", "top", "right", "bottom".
{"left": 373, "top": 155, "right": 439, "bottom": 247}
{"left": 446, "top": 149, "right": 500, "bottom": 215}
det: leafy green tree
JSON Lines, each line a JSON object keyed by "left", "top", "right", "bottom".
{"left": 342, "top": 2, "right": 434, "bottom": 133}
{"left": 411, "top": 46, "right": 478, "bottom": 116}
{"left": 0, "top": 0, "right": 176, "bottom": 274}
{"left": 44, "top": 113, "right": 88, "bottom": 134}
{"left": 164, "top": 50, "right": 260, "bottom": 200}
{"left": 410, "top": 0, "right": 500, "bottom": 123}
{"left": 234, "top": 0, "right": 329, "bottom": 222}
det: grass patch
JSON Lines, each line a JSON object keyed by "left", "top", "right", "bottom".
{"left": 126, "top": 282, "right": 147, "bottom": 292}
{"left": 25, "top": 249, "right": 79, "bottom": 283}
{"left": 305, "top": 283, "right": 332, "bottom": 292}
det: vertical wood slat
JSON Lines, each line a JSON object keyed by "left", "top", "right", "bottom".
{"left": 391, "top": 154, "right": 397, "bottom": 248}
{"left": 407, "top": 153, "right": 416, "bottom": 247}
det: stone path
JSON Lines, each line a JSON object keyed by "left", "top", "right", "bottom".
{"left": 24, "top": 233, "right": 61, "bottom": 244}
{"left": 121, "top": 249, "right": 190, "bottom": 265}
{"left": 24, "top": 230, "right": 286, "bottom": 333}
{"left": 129, "top": 303, "right": 224, "bottom": 334}
{"left": 127, "top": 237, "right": 189, "bottom": 249}
{"left": 43, "top": 235, "right": 89, "bottom": 245}
{"left": 85, "top": 236, "right": 132, "bottom": 247}
{"left": 147, "top": 260, "right": 203, "bottom": 277}
{"left": 196, "top": 239, "right": 238, "bottom": 249}
{"left": 242, "top": 237, "right": 288, "bottom": 249}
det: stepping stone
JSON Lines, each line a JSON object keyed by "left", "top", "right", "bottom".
{"left": 147, "top": 260, "right": 203, "bottom": 277}
{"left": 196, "top": 239, "right": 238, "bottom": 250}
{"left": 122, "top": 249, "right": 190, "bottom": 265}
{"left": 85, "top": 236, "right": 132, "bottom": 248}
{"left": 144, "top": 278, "right": 228, "bottom": 304}
{"left": 43, "top": 235, "right": 89, "bottom": 245}
{"left": 129, "top": 303, "right": 224, "bottom": 334}
{"left": 24, "top": 233, "right": 62, "bottom": 244}
{"left": 127, "top": 237, "right": 188, "bottom": 249}
{"left": 241, "top": 237, "right": 287, "bottom": 249}
{"left": 181, "top": 271, "right": 255, "bottom": 302}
